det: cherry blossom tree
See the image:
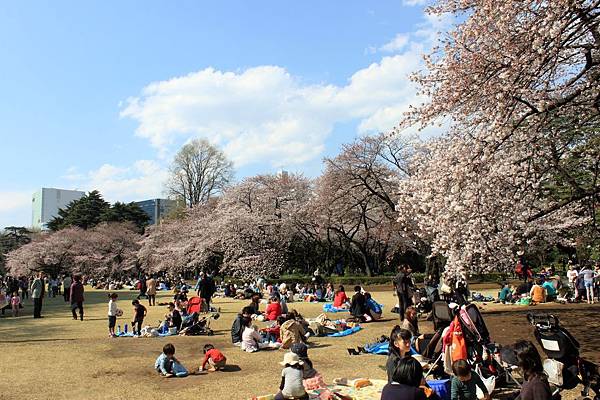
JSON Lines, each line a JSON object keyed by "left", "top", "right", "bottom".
{"left": 395, "top": 0, "right": 600, "bottom": 276}
{"left": 6, "top": 223, "right": 141, "bottom": 277}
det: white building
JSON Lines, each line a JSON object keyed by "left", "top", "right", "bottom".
{"left": 32, "top": 188, "right": 85, "bottom": 230}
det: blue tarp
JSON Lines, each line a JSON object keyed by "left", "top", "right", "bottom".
{"left": 363, "top": 341, "right": 418, "bottom": 355}
{"left": 323, "top": 303, "right": 349, "bottom": 313}
{"left": 327, "top": 325, "right": 362, "bottom": 337}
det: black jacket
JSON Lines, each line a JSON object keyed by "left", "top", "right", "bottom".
{"left": 231, "top": 314, "right": 244, "bottom": 343}
{"left": 350, "top": 292, "right": 367, "bottom": 317}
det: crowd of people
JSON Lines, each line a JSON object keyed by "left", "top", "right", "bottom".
{"left": 1, "top": 261, "right": 598, "bottom": 400}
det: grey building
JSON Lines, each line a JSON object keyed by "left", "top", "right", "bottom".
{"left": 134, "top": 198, "right": 176, "bottom": 225}
{"left": 32, "top": 188, "right": 85, "bottom": 230}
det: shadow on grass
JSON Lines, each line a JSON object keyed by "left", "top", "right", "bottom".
{"left": 0, "top": 338, "right": 77, "bottom": 343}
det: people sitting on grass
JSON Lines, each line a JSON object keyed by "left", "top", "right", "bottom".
{"left": 262, "top": 295, "right": 283, "bottom": 321}
{"left": 333, "top": 285, "right": 350, "bottom": 309}
{"left": 248, "top": 293, "right": 262, "bottom": 316}
{"left": 349, "top": 285, "right": 367, "bottom": 322}
{"left": 381, "top": 356, "right": 428, "bottom": 400}
{"left": 514, "top": 340, "right": 552, "bottom": 400}
{"left": 365, "top": 292, "right": 383, "bottom": 321}
{"left": 166, "top": 302, "right": 182, "bottom": 332}
{"left": 541, "top": 278, "right": 558, "bottom": 301}
{"left": 155, "top": 343, "right": 188, "bottom": 377}
{"left": 199, "top": 344, "right": 226, "bottom": 372}
{"left": 401, "top": 306, "right": 420, "bottom": 337}
{"left": 386, "top": 326, "right": 413, "bottom": 383}
{"left": 497, "top": 282, "right": 514, "bottom": 304}
{"left": 241, "top": 317, "right": 281, "bottom": 352}
{"left": 529, "top": 279, "right": 547, "bottom": 304}
{"left": 324, "top": 283, "right": 334, "bottom": 302}
{"left": 231, "top": 306, "right": 254, "bottom": 346}
{"left": 262, "top": 316, "right": 285, "bottom": 343}
{"left": 274, "top": 352, "right": 309, "bottom": 400}
{"left": 290, "top": 343, "right": 326, "bottom": 390}
{"left": 451, "top": 359, "right": 490, "bottom": 400}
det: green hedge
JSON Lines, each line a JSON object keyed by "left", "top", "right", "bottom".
{"left": 221, "top": 272, "right": 508, "bottom": 286}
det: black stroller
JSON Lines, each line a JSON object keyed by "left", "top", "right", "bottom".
{"left": 179, "top": 311, "right": 220, "bottom": 336}
{"left": 526, "top": 313, "right": 599, "bottom": 399}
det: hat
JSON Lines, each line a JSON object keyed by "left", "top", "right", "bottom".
{"left": 279, "top": 352, "right": 304, "bottom": 367}
{"left": 290, "top": 343, "right": 308, "bottom": 358}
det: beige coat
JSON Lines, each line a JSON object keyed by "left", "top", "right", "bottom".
{"left": 146, "top": 278, "right": 157, "bottom": 295}
{"left": 280, "top": 319, "right": 305, "bottom": 349}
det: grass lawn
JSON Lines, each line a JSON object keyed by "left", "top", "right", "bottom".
{"left": 0, "top": 285, "right": 596, "bottom": 399}
{"left": 0, "top": 287, "right": 405, "bottom": 400}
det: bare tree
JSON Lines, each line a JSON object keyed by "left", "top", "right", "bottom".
{"left": 166, "top": 139, "right": 234, "bottom": 207}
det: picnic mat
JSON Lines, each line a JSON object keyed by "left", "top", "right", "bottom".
{"left": 250, "top": 379, "right": 386, "bottom": 400}
{"left": 323, "top": 303, "right": 349, "bottom": 313}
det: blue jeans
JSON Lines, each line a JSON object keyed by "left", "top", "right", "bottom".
{"left": 172, "top": 361, "right": 188, "bottom": 377}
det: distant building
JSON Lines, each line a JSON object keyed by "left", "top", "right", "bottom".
{"left": 32, "top": 188, "right": 85, "bottom": 230}
{"left": 134, "top": 198, "right": 177, "bottom": 225}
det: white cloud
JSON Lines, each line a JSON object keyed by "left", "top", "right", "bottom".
{"left": 107, "top": 13, "right": 449, "bottom": 188}
{"left": 66, "top": 160, "right": 169, "bottom": 203}
{"left": 380, "top": 34, "right": 410, "bottom": 53}
{"left": 402, "top": 0, "right": 429, "bottom": 6}
{"left": 0, "top": 191, "right": 33, "bottom": 228}
{"left": 121, "top": 48, "right": 428, "bottom": 168}
{"left": 0, "top": 191, "right": 31, "bottom": 213}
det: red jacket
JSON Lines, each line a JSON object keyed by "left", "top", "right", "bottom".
{"left": 265, "top": 302, "right": 282, "bottom": 321}
{"left": 70, "top": 281, "right": 85, "bottom": 303}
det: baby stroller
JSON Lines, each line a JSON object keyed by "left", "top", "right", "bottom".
{"left": 179, "top": 311, "right": 220, "bottom": 336}
{"left": 456, "top": 304, "right": 515, "bottom": 388}
{"left": 526, "top": 313, "right": 599, "bottom": 399}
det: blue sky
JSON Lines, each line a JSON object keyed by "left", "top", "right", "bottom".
{"left": 0, "top": 0, "right": 444, "bottom": 228}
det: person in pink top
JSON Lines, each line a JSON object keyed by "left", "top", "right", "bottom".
{"left": 264, "top": 296, "right": 283, "bottom": 321}
{"left": 11, "top": 291, "right": 21, "bottom": 317}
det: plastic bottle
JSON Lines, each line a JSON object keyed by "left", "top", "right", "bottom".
{"left": 124, "top": 323, "right": 128, "bottom": 333}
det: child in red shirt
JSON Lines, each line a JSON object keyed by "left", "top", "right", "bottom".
{"left": 199, "top": 344, "right": 226, "bottom": 372}
{"left": 264, "top": 296, "right": 282, "bottom": 321}
{"left": 262, "top": 316, "right": 285, "bottom": 343}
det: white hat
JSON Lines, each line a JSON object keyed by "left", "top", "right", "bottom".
{"left": 279, "top": 352, "right": 304, "bottom": 366}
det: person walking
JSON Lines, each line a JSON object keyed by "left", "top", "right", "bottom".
{"left": 146, "top": 275, "right": 157, "bottom": 306}
{"left": 31, "top": 272, "right": 45, "bottom": 318}
{"left": 62, "top": 275, "right": 72, "bottom": 302}
{"left": 70, "top": 275, "right": 84, "bottom": 321}
{"left": 196, "top": 272, "right": 216, "bottom": 311}
{"left": 394, "top": 265, "right": 412, "bottom": 321}
{"left": 137, "top": 276, "right": 147, "bottom": 300}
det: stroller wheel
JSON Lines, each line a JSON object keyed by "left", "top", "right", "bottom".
{"left": 207, "top": 330, "right": 214, "bottom": 336}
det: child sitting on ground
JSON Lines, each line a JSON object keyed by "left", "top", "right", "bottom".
{"left": 275, "top": 352, "right": 309, "bottom": 400}
{"left": 291, "top": 343, "right": 326, "bottom": 390}
{"left": 262, "top": 316, "right": 285, "bottom": 343}
{"left": 241, "top": 317, "right": 281, "bottom": 352}
{"left": 199, "top": 344, "right": 226, "bottom": 372}
{"left": 451, "top": 360, "right": 490, "bottom": 400}
{"left": 155, "top": 343, "right": 188, "bottom": 377}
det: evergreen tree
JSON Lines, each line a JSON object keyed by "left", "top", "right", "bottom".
{"left": 101, "top": 202, "right": 150, "bottom": 231}
{"left": 48, "top": 190, "right": 110, "bottom": 231}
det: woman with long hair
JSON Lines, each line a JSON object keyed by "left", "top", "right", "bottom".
{"left": 514, "top": 340, "right": 552, "bottom": 400}
{"left": 386, "top": 326, "right": 412, "bottom": 383}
